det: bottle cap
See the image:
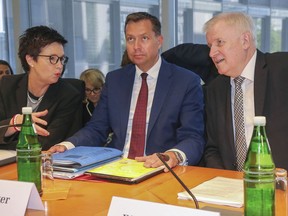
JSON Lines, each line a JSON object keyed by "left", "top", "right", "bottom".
{"left": 276, "top": 168, "right": 287, "bottom": 177}
{"left": 254, "top": 116, "right": 266, "bottom": 126}
{"left": 22, "top": 107, "right": 33, "bottom": 114}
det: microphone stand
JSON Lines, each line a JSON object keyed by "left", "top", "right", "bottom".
{"left": 156, "top": 153, "right": 199, "bottom": 209}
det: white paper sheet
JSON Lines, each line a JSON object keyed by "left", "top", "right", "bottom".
{"left": 178, "top": 176, "right": 243, "bottom": 208}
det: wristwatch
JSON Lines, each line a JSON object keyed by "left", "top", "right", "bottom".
{"left": 173, "top": 151, "right": 184, "bottom": 164}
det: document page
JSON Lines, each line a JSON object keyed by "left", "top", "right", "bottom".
{"left": 0, "top": 150, "right": 16, "bottom": 166}
{"left": 178, "top": 176, "right": 243, "bottom": 208}
{"left": 86, "top": 158, "right": 164, "bottom": 183}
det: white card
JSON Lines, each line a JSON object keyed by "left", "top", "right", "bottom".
{"left": 0, "top": 180, "right": 44, "bottom": 216}
{"left": 108, "top": 196, "right": 220, "bottom": 216}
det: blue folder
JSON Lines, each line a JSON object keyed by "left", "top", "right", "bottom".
{"left": 52, "top": 146, "right": 123, "bottom": 173}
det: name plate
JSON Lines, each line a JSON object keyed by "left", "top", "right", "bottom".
{"left": 0, "top": 180, "right": 44, "bottom": 215}
{"left": 108, "top": 196, "right": 220, "bottom": 216}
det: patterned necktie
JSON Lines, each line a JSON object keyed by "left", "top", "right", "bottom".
{"left": 128, "top": 73, "right": 148, "bottom": 159}
{"left": 234, "top": 76, "right": 247, "bottom": 171}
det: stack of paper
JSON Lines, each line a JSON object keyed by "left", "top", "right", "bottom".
{"left": 0, "top": 150, "right": 16, "bottom": 166}
{"left": 52, "top": 146, "right": 123, "bottom": 179}
{"left": 178, "top": 176, "right": 243, "bottom": 208}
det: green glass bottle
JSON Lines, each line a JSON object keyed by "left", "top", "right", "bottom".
{"left": 16, "top": 107, "right": 42, "bottom": 195}
{"left": 243, "top": 116, "right": 275, "bottom": 216}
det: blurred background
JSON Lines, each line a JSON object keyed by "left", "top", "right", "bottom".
{"left": 1, "top": 0, "right": 288, "bottom": 77}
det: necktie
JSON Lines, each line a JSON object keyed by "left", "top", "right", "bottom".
{"left": 234, "top": 76, "right": 247, "bottom": 171}
{"left": 128, "top": 73, "right": 148, "bottom": 159}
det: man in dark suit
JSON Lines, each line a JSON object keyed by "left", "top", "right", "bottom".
{"left": 161, "top": 43, "right": 218, "bottom": 85}
{"left": 203, "top": 12, "right": 288, "bottom": 170}
{"left": 50, "top": 12, "right": 205, "bottom": 171}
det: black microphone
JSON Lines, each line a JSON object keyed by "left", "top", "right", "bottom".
{"left": 156, "top": 153, "right": 199, "bottom": 209}
{"left": 0, "top": 124, "right": 22, "bottom": 129}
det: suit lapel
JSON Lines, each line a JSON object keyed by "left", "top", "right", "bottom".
{"left": 147, "top": 61, "right": 172, "bottom": 137}
{"left": 119, "top": 66, "right": 136, "bottom": 141}
{"left": 16, "top": 74, "right": 29, "bottom": 111}
{"left": 37, "top": 81, "right": 59, "bottom": 113}
{"left": 254, "top": 50, "right": 268, "bottom": 116}
{"left": 223, "top": 76, "right": 235, "bottom": 151}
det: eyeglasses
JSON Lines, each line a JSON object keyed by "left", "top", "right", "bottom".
{"left": 85, "top": 87, "right": 102, "bottom": 94}
{"left": 38, "top": 54, "right": 69, "bottom": 65}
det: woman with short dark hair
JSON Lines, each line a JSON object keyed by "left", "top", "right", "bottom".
{"left": 0, "top": 26, "right": 83, "bottom": 150}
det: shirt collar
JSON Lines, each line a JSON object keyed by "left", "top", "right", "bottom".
{"left": 135, "top": 56, "right": 161, "bottom": 79}
{"left": 241, "top": 50, "right": 257, "bottom": 82}
{"left": 231, "top": 50, "right": 257, "bottom": 83}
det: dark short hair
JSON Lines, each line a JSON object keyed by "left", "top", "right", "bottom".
{"left": 124, "top": 12, "right": 161, "bottom": 36}
{"left": 18, "top": 25, "right": 67, "bottom": 72}
{"left": 0, "top": 59, "right": 14, "bottom": 74}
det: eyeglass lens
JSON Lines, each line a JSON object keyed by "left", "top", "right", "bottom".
{"left": 49, "top": 55, "right": 68, "bottom": 65}
{"left": 85, "top": 88, "right": 101, "bottom": 94}
{"left": 38, "top": 55, "right": 68, "bottom": 65}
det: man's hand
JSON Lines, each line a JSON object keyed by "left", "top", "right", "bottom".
{"left": 48, "top": 145, "right": 67, "bottom": 153}
{"left": 135, "top": 151, "right": 179, "bottom": 172}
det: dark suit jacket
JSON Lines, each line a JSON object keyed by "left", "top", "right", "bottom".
{"left": 67, "top": 59, "right": 205, "bottom": 165}
{"left": 82, "top": 100, "right": 94, "bottom": 126}
{"left": 161, "top": 43, "right": 218, "bottom": 85}
{"left": 0, "top": 74, "right": 84, "bottom": 150}
{"left": 204, "top": 50, "right": 288, "bottom": 170}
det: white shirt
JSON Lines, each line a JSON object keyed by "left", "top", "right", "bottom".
{"left": 122, "top": 57, "right": 161, "bottom": 157}
{"left": 231, "top": 51, "right": 257, "bottom": 148}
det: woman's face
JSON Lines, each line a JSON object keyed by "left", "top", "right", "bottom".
{"left": 85, "top": 81, "right": 102, "bottom": 106}
{"left": 26, "top": 42, "right": 66, "bottom": 85}
{"left": 0, "top": 64, "right": 12, "bottom": 80}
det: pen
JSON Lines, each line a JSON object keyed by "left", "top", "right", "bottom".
{"left": 0, "top": 124, "right": 22, "bottom": 129}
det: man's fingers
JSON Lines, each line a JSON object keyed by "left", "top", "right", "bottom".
{"left": 48, "top": 145, "right": 67, "bottom": 153}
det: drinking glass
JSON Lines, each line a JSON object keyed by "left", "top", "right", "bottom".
{"left": 275, "top": 168, "right": 287, "bottom": 216}
{"left": 42, "top": 151, "right": 54, "bottom": 189}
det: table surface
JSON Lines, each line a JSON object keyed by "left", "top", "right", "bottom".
{"left": 0, "top": 163, "right": 286, "bottom": 216}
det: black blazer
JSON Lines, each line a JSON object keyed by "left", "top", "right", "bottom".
{"left": 204, "top": 50, "right": 288, "bottom": 170}
{"left": 0, "top": 74, "right": 83, "bottom": 150}
{"left": 82, "top": 100, "right": 94, "bottom": 126}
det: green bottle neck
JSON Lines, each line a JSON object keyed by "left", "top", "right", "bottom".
{"left": 22, "top": 113, "right": 33, "bottom": 126}
{"left": 17, "top": 113, "right": 41, "bottom": 149}
{"left": 244, "top": 125, "right": 275, "bottom": 171}
{"left": 250, "top": 125, "right": 271, "bottom": 152}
